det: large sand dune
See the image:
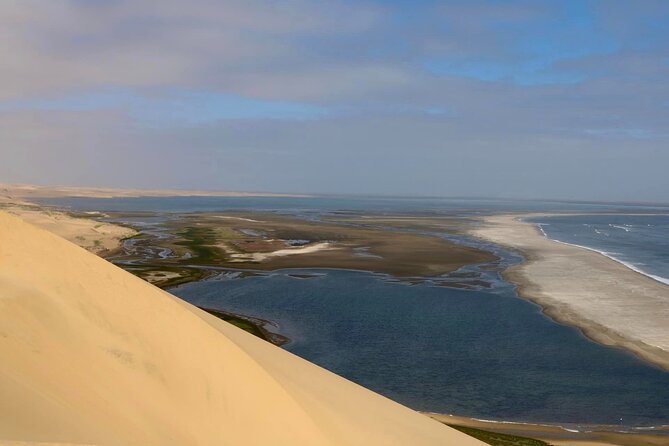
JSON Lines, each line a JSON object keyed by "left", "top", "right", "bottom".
{"left": 0, "top": 212, "right": 481, "bottom": 445}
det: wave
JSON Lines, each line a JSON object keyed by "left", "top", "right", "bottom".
{"left": 534, "top": 224, "right": 669, "bottom": 286}
{"left": 610, "top": 224, "right": 632, "bottom": 232}
{"left": 536, "top": 223, "right": 549, "bottom": 237}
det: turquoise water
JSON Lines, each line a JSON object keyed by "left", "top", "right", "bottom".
{"left": 42, "top": 196, "right": 669, "bottom": 427}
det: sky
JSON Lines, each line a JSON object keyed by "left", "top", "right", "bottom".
{"left": 0, "top": 0, "right": 668, "bottom": 202}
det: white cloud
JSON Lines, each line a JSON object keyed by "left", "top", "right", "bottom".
{"left": 0, "top": 0, "right": 668, "bottom": 200}
{"left": 0, "top": 0, "right": 390, "bottom": 99}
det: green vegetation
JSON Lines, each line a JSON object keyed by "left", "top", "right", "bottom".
{"left": 200, "top": 307, "right": 275, "bottom": 343}
{"left": 449, "top": 425, "right": 551, "bottom": 446}
{"left": 207, "top": 312, "right": 266, "bottom": 339}
{"left": 123, "top": 265, "right": 212, "bottom": 290}
{"left": 156, "top": 267, "right": 211, "bottom": 289}
{"left": 175, "top": 226, "right": 227, "bottom": 263}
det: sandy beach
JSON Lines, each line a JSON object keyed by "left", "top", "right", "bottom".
{"left": 471, "top": 214, "right": 669, "bottom": 371}
{"left": 0, "top": 211, "right": 483, "bottom": 445}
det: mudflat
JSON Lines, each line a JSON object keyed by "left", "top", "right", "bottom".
{"left": 109, "top": 211, "right": 497, "bottom": 285}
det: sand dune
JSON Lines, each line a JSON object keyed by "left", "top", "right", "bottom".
{"left": 0, "top": 205, "right": 135, "bottom": 254}
{"left": 0, "top": 183, "right": 308, "bottom": 199}
{"left": 0, "top": 211, "right": 481, "bottom": 445}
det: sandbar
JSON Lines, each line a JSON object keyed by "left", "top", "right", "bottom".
{"left": 471, "top": 214, "right": 669, "bottom": 370}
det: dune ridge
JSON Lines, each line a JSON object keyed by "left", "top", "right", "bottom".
{"left": 0, "top": 211, "right": 481, "bottom": 445}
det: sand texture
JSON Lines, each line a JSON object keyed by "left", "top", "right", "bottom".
{"left": 0, "top": 211, "right": 482, "bottom": 445}
{"left": 0, "top": 205, "right": 135, "bottom": 254}
{"left": 471, "top": 214, "right": 669, "bottom": 370}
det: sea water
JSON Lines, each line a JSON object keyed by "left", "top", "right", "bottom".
{"left": 531, "top": 214, "right": 669, "bottom": 285}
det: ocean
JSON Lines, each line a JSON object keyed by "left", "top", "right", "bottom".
{"left": 531, "top": 214, "right": 669, "bottom": 285}
{"left": 40, "top": 196, "right": 669, "bottom": 428}
{"left": 35, "top": 195, "right": 669, "bottom": 215}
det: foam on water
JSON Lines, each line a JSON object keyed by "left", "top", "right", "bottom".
{"left": 532, "top": 215, "right": 669, "bottom": 286}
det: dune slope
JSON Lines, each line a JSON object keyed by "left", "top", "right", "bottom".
{"left": 0, "top": 212, "right": 481, "bottom": 446}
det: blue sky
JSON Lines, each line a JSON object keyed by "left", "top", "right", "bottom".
{"left": 0, "top": 0, "right": 668, "bottom": 201}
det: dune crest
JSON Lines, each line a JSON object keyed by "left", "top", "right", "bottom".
{"left": 0, "top": 212, "right": 481, "bottom": 445}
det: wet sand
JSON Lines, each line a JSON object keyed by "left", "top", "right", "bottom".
{"left": 471, "top": 214, "right": 669, "bottom": 371}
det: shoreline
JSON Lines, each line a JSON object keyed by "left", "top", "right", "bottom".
{"left": 198, "top": 306, "right": 289, "bottom": 346}
{"left": 535, "top": 222, "right": 669, "bottom": 286}
{"left": 426, "top": 413, "right": 669, "bottom": 446}
{"left": 471, "top": 213, "right": 669, "bottom": 371}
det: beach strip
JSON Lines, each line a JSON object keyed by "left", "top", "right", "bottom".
{"left": 471, "top": 214, "right": 669, "bottom": 371}
{"left": 428, "top": 413, "right": 669, "bottom": 446}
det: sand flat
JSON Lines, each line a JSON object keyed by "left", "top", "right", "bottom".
{"left": 229, "top": 242, "right": 336, "bottom": 262}
{"left": 0, "top": 211, "right": 482, "bottom": 445}
{"left": 471, "top": 214, "right": 669, "bottom": 370}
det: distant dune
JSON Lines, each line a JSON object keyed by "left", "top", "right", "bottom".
{"left": 0, "top": 211, "right": 482, "bottom": 445}
{"left": 0, "top": 183, "right": 309, "bottom": 200}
